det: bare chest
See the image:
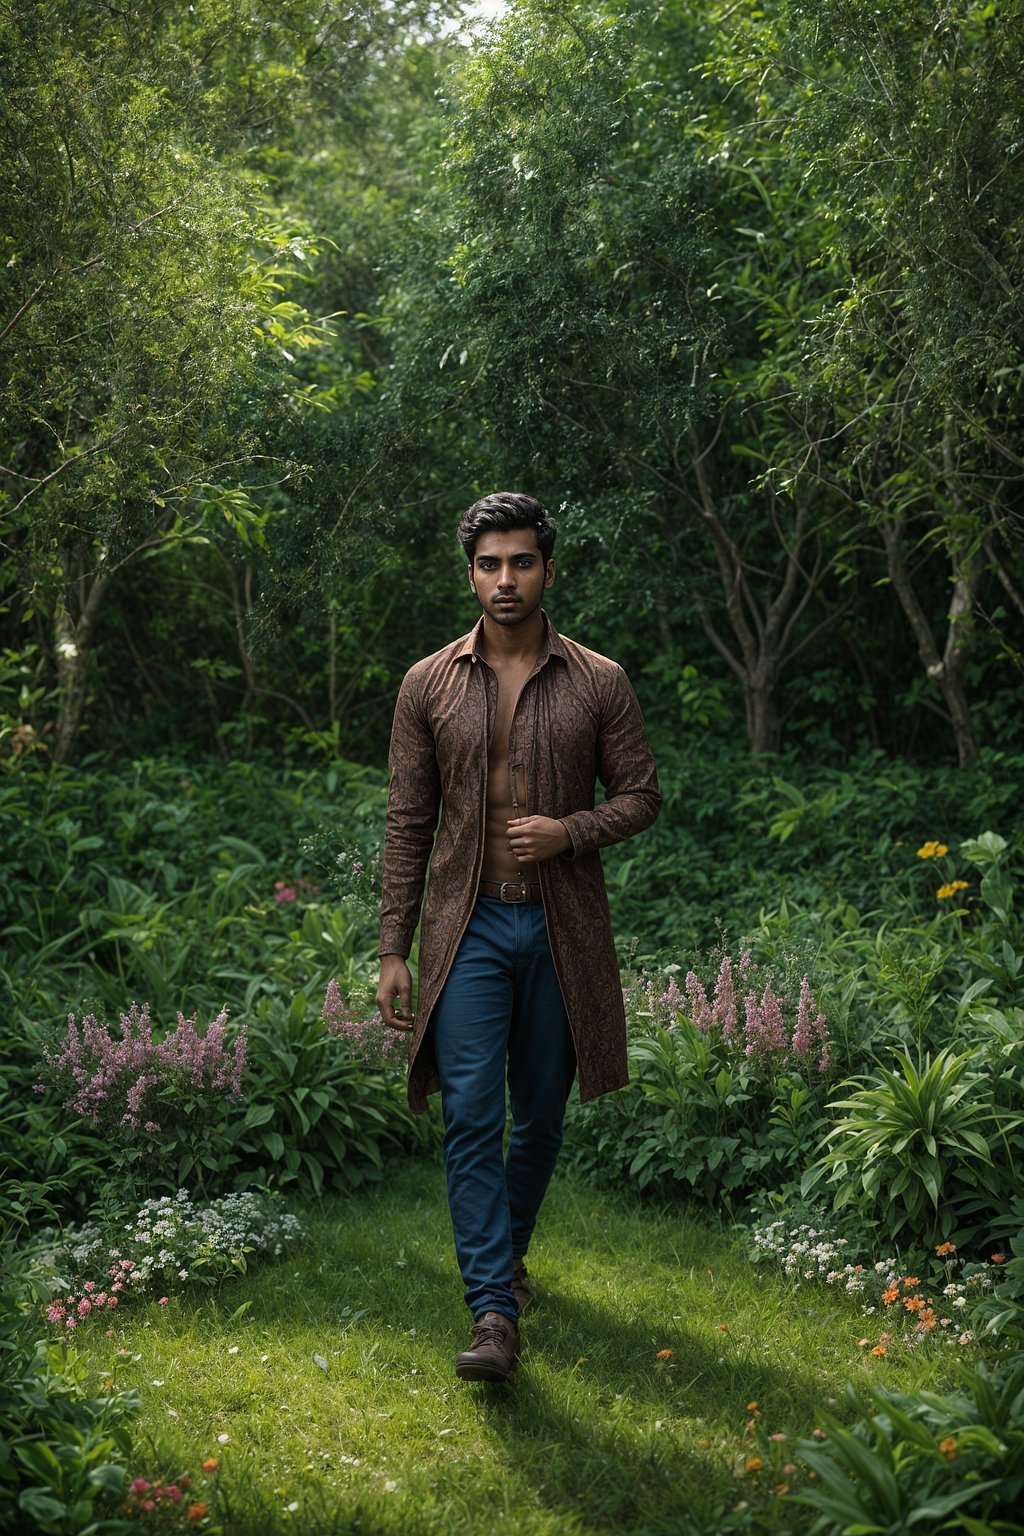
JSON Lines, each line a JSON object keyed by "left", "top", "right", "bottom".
{"left": 488, "top": 664, "right": 535, "bottom": 759}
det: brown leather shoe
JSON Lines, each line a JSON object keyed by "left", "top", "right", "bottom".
{"left": 512, "top": 1256, "right": 534, "bottom": 1313}
{"left": 455, "top": 1311, "right": 519, "bottom": 1383}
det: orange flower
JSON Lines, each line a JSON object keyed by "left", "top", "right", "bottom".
{"left": 188, "top": 1506, "right": 209, "bottom": 1524}
{"left": 716, "top": 1324, "right": 728, "bottom": 1332}
{"left": 881, "top": 1286, "right": 900, "bottom": 1306}
{"left": 902, "top": 1277, "right": 920, "bottom": 1288}
{"left": 904, "top": 1295, "right": 926, "bottom": 1313}
{"left": 655, "top": 1349, "right": 674, "bottom": 1360}
{"left": 871, "top": 1345, "right": 887, "bottom": 1357}
{"left": 991, "top": 1254, "right": 1007, "bottom": 1264}
{"left": 935, "top": 1241, "right": 956, "bottom": 1257}
{"left": 774, "top": 1483, "right": 790, "bottom": 1496}
{"left": 746, "top": 1401, "right": 760, "bottom": 1415}
{"left": 919, "top": 1308, "right": 937, "bottom": 1332}
{"left": 745, "top": 1457, "right": 763, "bottom": 1471}
{"left": 939, "top": 1436, "right": 958, "bottom": 1461}
{"left": 202, "top": 1458, "right": 219, "bottom": 1474}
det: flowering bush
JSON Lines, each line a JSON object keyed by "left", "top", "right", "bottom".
{"left": 121, "top": 1455, "right": 220, "bottom": 1526}
{"left": 321, "top": 979, "right": 407, "bottom": 1067}
{"left": 564, "top": 954, "right": 834, "bottom": 1210}
{"left": 42, "top": 1189, "right": 303, "bottom": 1330}
{"left": 745, "top": 1216, "right": 1006, "bottom": 1356}
{"left": 37, "top": 1003, "right": 248, "bottom": 1194}
{"left": 795, "top": 1357, "right": 1024, "bottom": 1535}
{"left": 642, "top": 952, "right": 830, "bottom": 1075}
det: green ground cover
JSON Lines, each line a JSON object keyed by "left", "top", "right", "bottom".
{"left": 4, "top": 751, "right": 1023, "bottom": 1533}
{"left": 100, "top": 1165, "right": 956, "bottom": 1536}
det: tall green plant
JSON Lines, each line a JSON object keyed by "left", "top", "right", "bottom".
{"left": 808, "top": 1048, "right": 1006, "bottom": 1245}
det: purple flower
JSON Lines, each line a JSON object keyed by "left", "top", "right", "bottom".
{"left": 322, "top": 979, "right": 405, "bottom": 1066}
{"left": 39, "top": 1003, "right": 247, "bottom": 1137}
{"left": 711, "top": 955, "right": 738, "bottom": 1041}
{"left": 792, "top": 975, "right": 829, "bottom": 1066}
{"left": 685, "top": 971, "right": 712, "bottom": 1031}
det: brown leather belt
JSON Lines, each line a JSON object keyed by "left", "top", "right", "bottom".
{"left": 478, "top": 879, "right": 543, "bottom": 903}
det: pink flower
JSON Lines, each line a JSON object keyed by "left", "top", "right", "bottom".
{"left": 84, "top": 1281, "right": 96, "bottom": 1293}
{"left": 685, "top": 971, "right": 712, "bottom": 1031}
{"left": 77, "top": 1298, "right": 92, "bottom": 1315}
{"left": 711, "top": 955, "right": 738, "bottom": 1040}
{"left": 108, "top": 1296, "right": 119, "bottom": 1308}
{"left": 792, "top": 976, "right": 828, "bottom": 1062}
{"left": 131, "top": 1479, "right": 151, "bottom": 1496}
{"left": 164, "top": 1485, "right": 182, "bottom": 1503}
{"left": 661, "top": 976, "right": 684, "bottom": 1013}
{"left": 274, "top": 882, "right": 297, "bottom": 904}
{"left": 158, "top": 1297, "right": 169, "bottom": 1306}
{"left": 65, "top": 1316, "right": 77, "bottom": 1329}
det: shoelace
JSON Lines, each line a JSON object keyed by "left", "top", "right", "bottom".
{"left": 472, "top": 1321, "right": 513, "bottom": 1349}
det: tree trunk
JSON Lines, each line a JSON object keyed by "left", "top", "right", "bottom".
{"left": 52, "top": 563, "right": 111, "bottom": 764}
{"left": 686, "top": 425, "right": 829, "bottom": 756}
{"left": 879, "top": 515, "right": 981, "bottom": 769}
{"left": 746, "top": 662, "right": 783, "bottom": 755}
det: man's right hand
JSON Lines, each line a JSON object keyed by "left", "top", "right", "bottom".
{"left": 376, "top": 955, "right": 415, "bottom": 1031}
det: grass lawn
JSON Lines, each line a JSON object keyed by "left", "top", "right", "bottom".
{"left": 103, "top": 1163, "right": 960, "bottom": 1534}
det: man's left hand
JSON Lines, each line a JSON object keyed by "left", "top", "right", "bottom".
{"left": 506, "top": 815, "right": 572, "bottom": 862}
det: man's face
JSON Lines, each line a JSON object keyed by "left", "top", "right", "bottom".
{"left": 469, "top": 528, "right": 555, "bottom": 627}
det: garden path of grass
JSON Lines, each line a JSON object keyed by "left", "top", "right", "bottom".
{"left": 107, "top": 1164, "right": 955, "bottom": 1535}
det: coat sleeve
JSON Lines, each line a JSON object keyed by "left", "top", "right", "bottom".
{"left": 559, "top": 664, "right": 661, "bottom": 858}
{"left": 378, "top": 668, "right": 441, "bottom": 958}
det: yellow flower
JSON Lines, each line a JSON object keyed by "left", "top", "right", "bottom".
{"left": 745, "top": 1457, "right": 763, "bottom": 1472}
{"left": 937, "top": 880, "right": 968, "bottom": 900}
{"left": 917, "top": 841, "right": 948, "bottom": 859}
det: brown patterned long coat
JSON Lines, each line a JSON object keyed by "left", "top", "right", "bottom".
{"left": 379, "top": 612, "right": 662, "bottom": 1113}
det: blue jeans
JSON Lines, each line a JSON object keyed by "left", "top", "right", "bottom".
{"left": 431, "top": 896, "right": 576, "bottom": 1325}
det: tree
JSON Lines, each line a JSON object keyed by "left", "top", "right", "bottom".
{"left": 0, "top": 0, "right": 461, "bottom": 761}
{"left": 712, "top": 0, "right": 1024, "bottom": 765}
{"left": 368, "top": 0, "right": 856, "bottom": 752}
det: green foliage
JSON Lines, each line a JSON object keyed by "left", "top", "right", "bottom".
{"left": 564, "top": 968, "right": 833, "bottom": 1213}
{"left": 230, "top": 990, "right": 429, "bottom": 1197}
{"left": 796, "top": 1361, "right": 1024, "bottom": 1536}
{"left": 1, "top": 753, "right": 421, "bottom": 1214}
{"left": 567, "top": 1021, "right": 829, "bottom": 1213}
{"left": 0, "top": 1239, "right": 139, "bottom": 1536}
{"left": 807, "top": 1047, "right": 1008, "bottom": 1248}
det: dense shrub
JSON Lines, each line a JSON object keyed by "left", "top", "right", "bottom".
{"left": 563, "top": 955, "right": 834, "bottom": 1213}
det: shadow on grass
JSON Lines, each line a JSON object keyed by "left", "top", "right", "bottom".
{"left": 130, "top": 1167, "right": 863, "bottom": 1534}
{"left": 191, "top": 1172, "right": 835, "bottom": 1532}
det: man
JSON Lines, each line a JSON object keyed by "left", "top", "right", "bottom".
{"left": 375, "top": 492, "right": 661, "bottom": 1383}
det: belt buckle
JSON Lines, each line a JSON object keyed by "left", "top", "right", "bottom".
{"left": 498, "top": 880, "right": 527, "bottom": 903}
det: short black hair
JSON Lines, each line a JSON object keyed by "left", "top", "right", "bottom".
{"left": 457, "top": 492, "right": 557, "bottom": 563}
